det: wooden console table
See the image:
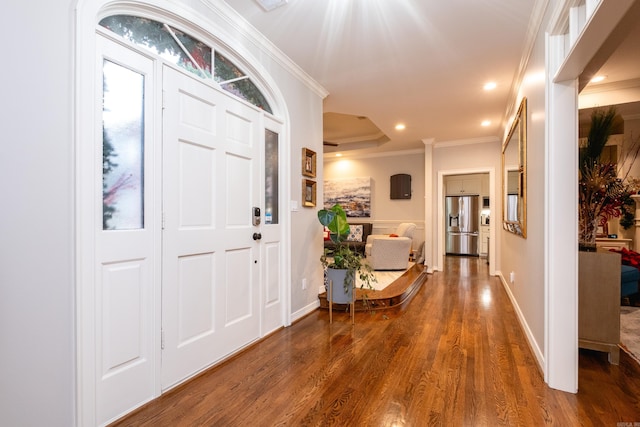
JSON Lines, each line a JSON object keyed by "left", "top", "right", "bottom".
{"left": 595, "top": 238, "right": 631, "bottom": 250}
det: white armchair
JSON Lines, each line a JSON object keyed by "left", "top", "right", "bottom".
{"left": 365, "top": 223, "right": 416, "bottom": 270}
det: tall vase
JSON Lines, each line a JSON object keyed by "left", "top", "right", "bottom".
{"left": 579, "top": 205, "right": 598, "bottom": 251}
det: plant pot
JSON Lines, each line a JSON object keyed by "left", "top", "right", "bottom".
{"left": 325, "top": 268, "right": 354, "bottom": 304}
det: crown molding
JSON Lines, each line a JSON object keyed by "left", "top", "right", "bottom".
{"left": 581, "top": 78, "right": 640, "bottom": 95}
{"left": 323, "top": 148, "right": 425, "bottom": 161}
{"left": 434, "top": 136, "right": 500, "bottom": 148}
{"left": 202, "top": 0, "right": 329, "bottom": 99}
{"left": 504, "top": 0, "right": 550, "bottom": 125}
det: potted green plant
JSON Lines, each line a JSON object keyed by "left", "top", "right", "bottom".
{"left": 318, "top": 204, "right": 376, "bottom": 303}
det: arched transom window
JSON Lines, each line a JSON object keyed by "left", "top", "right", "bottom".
{"left": 99, "top": 14, "right": 273, "bottom": 114}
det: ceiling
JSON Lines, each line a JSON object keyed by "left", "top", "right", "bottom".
{"left": 224, "top": 0, "right": 640, "bottom": 156}
{"left": 578, "top": 1, "right": 640, "bottom": 131}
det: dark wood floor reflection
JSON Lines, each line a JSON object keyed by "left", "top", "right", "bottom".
{"left": 112, "top": 256, "right": 640, "bottom": 426}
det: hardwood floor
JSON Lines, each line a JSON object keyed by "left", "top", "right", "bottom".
{"left": 112, "top": 256, "right": 640, "bottom": 426}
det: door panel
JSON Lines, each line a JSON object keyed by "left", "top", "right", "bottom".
{"left": 224, "top": 248, "right": 253, "bottom": 325}
{"left": 177, "top": 253, "right": 215, "bottom": 346}
{"left": 95, "top": 36, "right": 158, "bottom": 425}
{"left": 101, "top": 261, "right": 145, "bottom": 369}
{"left": 162, "top": 66, "right": 261, "bottom": 389}
{"left": 226, "top": 153, "right": 252, "bottom": 226}
{"left": 179, "top": 141, "right": 215, "bottom": 227}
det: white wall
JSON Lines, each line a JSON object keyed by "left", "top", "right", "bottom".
{"left": 0, "top": 1, "right": 75, "bottom": 425}
{"left": 323, "top": 151, "right": 426, "bottom": 250}
{"left": 498, "top": 4, "right": 549, "bottom": 371}
{"left": 288, "top": 84, "right": 325, "bottom": 315}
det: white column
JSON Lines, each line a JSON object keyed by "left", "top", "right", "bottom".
{"left": 423, "top": 139, "right": 434, "bottom": 273}
{"left": 545, "top": 34, "right": 579, "bottom": 393}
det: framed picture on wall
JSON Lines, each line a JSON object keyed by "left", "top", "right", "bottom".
{"left": 302, "top": 148, "right": 316, "bottom": 178}
{"left": 302, "top": 179, "right": 316, "bottom": 207}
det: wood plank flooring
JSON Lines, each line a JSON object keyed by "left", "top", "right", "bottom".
{"left": 112, "top": 256, "right": 640, "bottom": 426}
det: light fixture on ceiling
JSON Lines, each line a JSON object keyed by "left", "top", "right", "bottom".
{"left": 481, "top": 120, "right": 491, "bottom": 127}
{"left": 395, "top": 123, "right": 406, "bottom": 131}
{"left": 255, "top": 0, "right": 288, "bottom": 11}
{"left": 483, "top": 82, "right": 497, "bottom": 91}
{"left": 335, "top": 153, "right": 342, "bottom": 157}
{"left": 590, "top": 75, "right": 607, "bottom": 83}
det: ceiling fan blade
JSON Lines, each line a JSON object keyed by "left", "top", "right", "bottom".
{"left": 323, "top": 141, "right": 338, "bottom": 146}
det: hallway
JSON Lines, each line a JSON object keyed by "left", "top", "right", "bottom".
{"left": 113, "top": 257, "right": 640, "bottom": 425}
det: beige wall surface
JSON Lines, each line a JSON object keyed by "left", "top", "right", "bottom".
{"left": 498, "top": 3, "right": 550, "bottom": 367}
{"left": 323, "top": 152, "right": 426, "bottom": 250}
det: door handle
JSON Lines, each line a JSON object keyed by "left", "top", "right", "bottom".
{"left": 253, "top": 232, "right": 262, "bottom": 241}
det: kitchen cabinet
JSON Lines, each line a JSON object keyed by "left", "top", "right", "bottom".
{"left": 480, "top": 174, "right": 490, "bottom": 197}
{"left": 480, "top": 226, "right": 490, "bottom": 255}
{"left": 445, "top": 176, "right": 481, "bottom": 195}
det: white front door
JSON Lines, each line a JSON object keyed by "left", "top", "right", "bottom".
{"left": 161, "top": 66, "right": 264, "bottom": 389}
{"left": 91, "top": 35, "right": 286, "bottom": 424}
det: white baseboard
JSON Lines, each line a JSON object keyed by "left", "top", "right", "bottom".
{"left": 496, "top": 270, "right": 545, "bottom": 373}
{"left": 291, "top": 299, "right": 320, "bottom": 322}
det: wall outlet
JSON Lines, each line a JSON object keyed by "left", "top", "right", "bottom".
{"left": 302, "top": 278, "right": 307, "bottom": 290}
{"left": 510, "top": 271, "right": 515, "bottom": 284}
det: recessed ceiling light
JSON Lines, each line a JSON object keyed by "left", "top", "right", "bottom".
{"left": 590, "top": 75, "right": 607, "bottom": 83}
{"left": 335, "top": 153, "right": 342, "bottom": 157}
{"left": 255, "top": 0, "right": 288, "bottom": 11}
{"left": 481, "top": 120, "right": 491, "bottom": 127}
{"left": 395, "top": 123, "right": 406, "bottom": 131}
{"left": 483, "top": 82, "right": 497, "bottom": 91}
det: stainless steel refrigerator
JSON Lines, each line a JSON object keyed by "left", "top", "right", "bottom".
{"left": 445, "top": 195, "right": 479, "bottom": 255}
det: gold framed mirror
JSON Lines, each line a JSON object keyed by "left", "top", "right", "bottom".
{"left": 502, "top": 97, "right": 527, "bottom": 237}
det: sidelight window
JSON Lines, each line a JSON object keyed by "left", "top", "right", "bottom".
{"left": 102, "top": 59, "right": 145, "bottom": 230}
{"left": 264, "top": 129, "right": 279, "bottom": 225}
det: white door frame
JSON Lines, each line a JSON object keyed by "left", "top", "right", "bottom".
{"left": 435, "top": 167, "right": 496, "bottom": 275}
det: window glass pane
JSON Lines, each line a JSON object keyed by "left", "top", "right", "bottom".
{"left": 214, "top": 52, "right": 245, "bottom": 82}
{"left": 103, "top": 60, "right": 145, "bottom": 230}
{"left": 221, "top": 79, "right": 273, "bottom": 114}
{"left": 99, "top": 15, "right": 211, "bottom": 79}
{"left": 168, "top": 25, "right": 212, "bottom": 78}
{"left": 99, "top": 15, "right": 271, "bottom": 113}
{"left": 264, "top": 130, "right": 279, "bottom": 225}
